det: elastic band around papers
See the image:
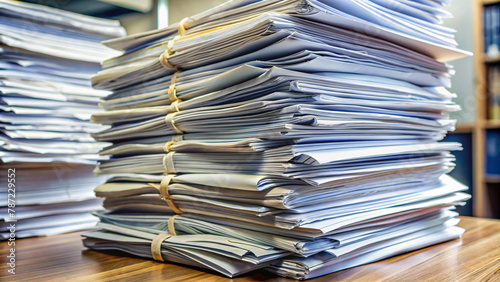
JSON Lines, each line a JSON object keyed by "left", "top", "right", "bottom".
{"left": 168, "top": 215, "right": 180, "bottom": 235}
{"left": 158, "top": 175, "right": 183, "bottom": 214}
{"left": 163, "top": 152, "right": 176, "bottom": 174}
{"left": 178, "top": 17, "right": 190, "bottom": 37}
{"left": 165, "top": 112, "right": 183, "bottom": 134}
{"left": 168, "top": 84, "right": 178, "bottom": 102}
{"left": 171, "top": 71, "right": 179, "bottom": 85}
{"left": 169, "top": 99, "right": 181, "bottom": 113}
{"left": 168, "top": 71, "right": 181, "bottom": 102}
{"left": 160, "top": 36, "right": 181, "bottom": 69}
{"left": 159, "top": 51, "right": 176, "bottom": 69}
{"left": 166, "top": 198, "right": 182, "bottom": 214}
{"left": 160, "top": 175, "right": 175, "bottom": 196}
{"left": 159, "top": 17, "right": 190, "bottom": 70}
{"left": 164, "top": 141, "right": 176, "bottom": 152}
{"left": 151, "top": 233, "right": 171, "bottom": 261}
{"left": 167, "top": 33, "right": 184, "bottom": 56}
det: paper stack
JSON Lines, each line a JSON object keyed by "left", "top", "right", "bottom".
{"left": 0, "top": 0, "right": 125, "bottom": 239}
{"left": 84, "top": 0, "right": 471, "bottom": 279}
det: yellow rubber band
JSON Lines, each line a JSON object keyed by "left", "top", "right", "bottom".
{"left": 168, "top": 84, "right": 178, "bottom": 101}
{"left": 159, "top": 51, "right": 176, "bottom": 69}
{"left": 169, "top": 100, "right": 181, "bottom": 113}
{"left": 159, "top": 175, "right": 175, "bottom": 197}
{"left": 166, "top": 198, "right": 183, "bottom": 214}
{"left": 163, "top": 152, "right": 176, "bottom": 174}
{"left": 168, "top": 71, "right": 181, "bottom": 102}
{"left": 168, "top": 215, "right": 180, "bottom": 235}
{"left": 151, "top": 233, "right": 171, "bottom": 261}
{"left": 166, "top": 35, "right": 180, "bottom": 56}
{"left": 165, "top": 112, "right": 183, "bottom": 134}
{"left": 164, "top": 141, "right": 176, "bottom": 152}
{"left": 178, "top": 17, "right": 190, "bottom": 37}
{"left": 158, "top": 174, "right": 182, "bottom": 214}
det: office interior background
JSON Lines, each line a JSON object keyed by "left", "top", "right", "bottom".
{"left": 18, "top": 0, "right": 497, "bottom": 219}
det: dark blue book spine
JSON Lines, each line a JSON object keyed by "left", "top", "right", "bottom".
{"left": 486, "top": 130, "right": 500, "bottom": 176}
{"left": 496, "top": 4, "right": 500, "bottom": 53}
{"left": 485, "top": 5, "right": 491, "bottom": 53}
{"left": 492, "top": 4, "right": 497, "bottom": 53}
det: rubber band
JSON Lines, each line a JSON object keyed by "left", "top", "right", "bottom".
{"left": 178, "top": 17, "right": 190, "bottom": 37}
{"left": 168, "top": 84, "right": 178, "bottom": 102}
{"left": 158, "top": 174, "right": 183, "bottom": 214}
{"left": 159, "top": 51, "right": 176, "bottom": 69}
{"left": 147, "top": 182, "right": 160, "bottom": 190}
{"left": 159, "top": 175, "right": 175, "bottom": 197}
{"left": 158, "top": 17, "right": 190, "bottom": 70}
{"left": 168, "top": 71, "right": 181, "bottom": 102}
{"left": 165, "top": 112, "right": 183, "bottom": 134}
{"left": 170, "top": 71, "right": 179, "bottom": 86}
{"left": 166, "top": 198, "right": 182, "bottom": 214}
{"left": 169, "top": 100, "right": 181, "bottom": 113}
{"left": 161, "top": 34, "right": 181, "bottom": 70}
{"left": 164, "top": 140, "right": 176, "bottom": 152}
{"left": 166, "top": 35, "right": 180, "bottom": 56}
{"left": 163, "top": 151, "right": 176, "bottom": 174}
{"left": 151, "top": 233, "right": 171, "bottom": 261}
{"left": 149, "top": 175, "right": 183, "bottom": 215}
{"left": 168, "top": 215, "right": 180, "bottom": 235}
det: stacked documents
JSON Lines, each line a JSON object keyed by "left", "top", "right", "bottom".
{"left": 84, "top": 0, "right": 471, "bottom": 279}
{"left": 0, "top": 0, "right": 125, "bottom": 239}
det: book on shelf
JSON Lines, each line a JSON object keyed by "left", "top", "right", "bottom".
{"left": 484, "top": 2, "right": 500, "bottom": 58}
{"left": 486, "top": 130, "right": 500, "bottom": 176}
{"left": 487, "top": 65, "right": 500, "bottom": 120}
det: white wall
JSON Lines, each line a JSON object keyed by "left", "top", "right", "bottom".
{"left": 119, "top": 10, "right": 157, "bottom": 35}
{"left": 443, "top": 1, "right": 477, "bottom": 124}
{"left": 168, "top": 0, "right": 227, "bottom": 24}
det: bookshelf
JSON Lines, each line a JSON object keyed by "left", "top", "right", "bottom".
{"left": 469, "top": 0, "right": 500, "bottom": 218}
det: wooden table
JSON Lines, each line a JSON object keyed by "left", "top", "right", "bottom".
{"left": 1, "top": 216, "right": 499, "bottom": 281}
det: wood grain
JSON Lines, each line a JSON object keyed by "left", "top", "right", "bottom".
{"left": 473, "top": 0, "right": 489, "bottom": 218}
{"left": 1, "top": 216, "right": 499, "bottom": 281}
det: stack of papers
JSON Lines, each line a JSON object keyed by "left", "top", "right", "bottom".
{"left": 0, "top": 0, "right": 125, "bottom": 239}
{"left": 83, "top": 0, "right": 471, "bottom": 279}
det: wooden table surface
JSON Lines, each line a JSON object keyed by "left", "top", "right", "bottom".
{"left": 1, "top": 216, "right": 499, "bottom": 281}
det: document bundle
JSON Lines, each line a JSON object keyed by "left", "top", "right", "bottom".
{"left": 0, "top": 0, "right": 125, "bottom": 239}
{"left": 84, "top": 0, "right": 471, "bottom": 279}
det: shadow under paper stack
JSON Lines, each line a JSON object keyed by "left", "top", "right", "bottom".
{"left": 85, "top": 0, "right": 471, "bottom": 279}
